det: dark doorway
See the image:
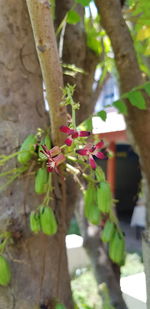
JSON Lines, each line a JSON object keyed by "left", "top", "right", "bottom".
{"left": 115, "top": 144, "right": 141, "bottom": 215}
{"left": 97, "top": 144, "right": 141, "bottom": 215}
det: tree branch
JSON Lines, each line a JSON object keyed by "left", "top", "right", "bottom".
{"left": 95, "top": 0, "right": 143, "bottom": 93}
{"left": 55, "top": 0, "right": 100, "bottom": 124}
{"left": 26, "top": 0, "right": 67, "bottom": 145}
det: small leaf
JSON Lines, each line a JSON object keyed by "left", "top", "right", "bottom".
{"left": 66, "top": 10, "right": 81, "bottom": 24}
{"left": 144, "top": 44, "right": 150, "bottom": 55}
{"left": 84, "top": 117, "right": 93, "bottom": 131}
{"left": 80, "top": 117, "right": 93, "bottom": 132}
{"left": 137, "top": 26, "right": 150, "bottom": 41}
{"left": 75, "top": 0, "right": 91, "bottom": 6}
{"left": 113, "top": 100, "right": 128, "bottom": 115}
{"left": 128, "top": 90, "right": 146, "bottom": 110}
{"left": 97, "top": 110, "right": 107, "bottom": 121}
{"left": 143, "top": 82, "right": 150, "bottom": 96}
{"left": 87, "top": 36, "right": 102, "bottom": 55}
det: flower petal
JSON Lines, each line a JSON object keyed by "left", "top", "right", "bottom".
{"left": 76, "top": 148, "right": 88, "bottom": 156}
{"left": 60, "top": 125, "right": 74, "bottom": 135}
{"left": 53, "top": 153, "right": 65, "bottom": 166}
{"left": 72, "top": 131, "right": 79, "bottom": 139}
{"left": 89, "top": 155, "right": 96, "bottom": 169}
{"left": 79, "top": 131, "right": 91, "bottom": 137}
{"left": 47, "top": 160, "right": 55, "bottom": 172}
{"left": 65, "top": 137, "right": 73, "bottom": 146}
{"left": 47, "top": 166, "right": 54, "bottom": 173}
{"left": 49, "top": 146, "right": 61, "bottom": 157}
{"left": 95, "top": 140, "right": 104, "bottom": 149}
{"left": 84, "top": 143, "right": 93, "bottom": 151}
{"left": 41, "top": 145, "right": 49, "bottom": 153}
{"left": 95, "top": 151, "right": 106, "bottom": 159}
{"left": 89, "top": 146, "right": 96, "bottom": 153}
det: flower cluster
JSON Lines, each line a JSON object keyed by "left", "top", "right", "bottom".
{"left": 60, "top": 125, "right": 90, "bottom": 146}
{"left": 40, "top": 125, "right": 107, "bottom": 173}
{"left": 76, "top": 141, "right": 106, "bottom": 169}
{"left": 40, "top": 145, "right": 65, "bottom": 173}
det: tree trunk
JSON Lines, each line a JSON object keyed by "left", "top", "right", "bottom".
{"left": 0, "top": 1, "right": 73, "bottom": 308}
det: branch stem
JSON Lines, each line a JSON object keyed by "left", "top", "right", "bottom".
{"left": 26, "top": 0, "right": 67, "bottom": 145}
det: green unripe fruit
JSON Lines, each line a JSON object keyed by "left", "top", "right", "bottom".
{"left": 97, "top": 182, "right": 112, "bottom": 213}
{"left": 84, "top": 184, "right": 96, "bottom": 209}
{"left": 35, "top": 167, "right": 48, "bottom": 194}
{"left": 95, "top": 167, "right": 105, "bottom": 182}
{"left": 84, "top": 184, "right": 101, "bottom": 225}
{"left": 29, "top": 211, "right": 41, "bottom": 233}
{"left": 17, "top": 134, "right": 37, "bottom": 164}
{"left": 109, "top": 231, "right": 125, "bottom": 265}
{"left": 101, "top": 220, "right": 115, "bottom": 243}
{"left": 85, "top": 204, "right": 101, "bottom": 225}
{"left": 40, "top": 206, "right": 57, "bottom": 236}
{"left": 0, "top": 256, "right": 11, "bottom": 286}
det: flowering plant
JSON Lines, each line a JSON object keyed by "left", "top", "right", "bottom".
{"left": 0, "top": 84, "right": 125, "bottom": 266}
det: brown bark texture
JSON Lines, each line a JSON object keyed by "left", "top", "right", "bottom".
{"left": 0, "top": 1, "right": 73, "bottom": 308}
{"left": 55, "top": 0, "right": 100, "bottom": 124}
{"left": 26, "top": 0, "right": 67, "bottom": 146}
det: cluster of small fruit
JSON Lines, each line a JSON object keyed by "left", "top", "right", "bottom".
{"left": 101, "top": 220, "right": 125, "bottom": 266}
{"left": 0, "top": 134, "right": 59, "bottom": 288}
{"left": 30, "top": 205, "right": 57, "bottom": 236}
{"left": 84, "top": 166, "right": 125, "bottom": 266}
{"left": 17, "top": 132, "right": 58, "bottom": 235}
{"left": 17, "top": 133, "right": 51, "bottom": 165}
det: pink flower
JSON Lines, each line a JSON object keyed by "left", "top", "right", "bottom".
{"left": 76, "top": 141, "right": 106, "bottom": 169}
{"left": 60, "top": 125, "right": 90, "bottom": 146}
{"left": 40, "top": 145, "right": 65, "bottom": 173}
{"left": 47, "top": 153, "right": 65, "bottom": 173}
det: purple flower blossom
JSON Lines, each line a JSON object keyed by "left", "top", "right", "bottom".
{"left": 60, "top": 125, "right": 90, "bottom": 146}
{"left": 76, "top": 141, "right": 106, "bottom": 169}
{"left": 40, "top": 145, "right": 65, "bottom": 173}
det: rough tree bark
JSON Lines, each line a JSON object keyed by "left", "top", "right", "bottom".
{"left": 0, "top": 1, "right": 73, "bottom": 308}
{"left": 95, "top": 0, "right": 150, "bottom": 307}
{"left": 55, "top": 0, "right": 100, "bottom": 124}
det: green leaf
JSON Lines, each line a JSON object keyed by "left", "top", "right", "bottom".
{"left": 143, "top": 82, "right": 150, "bottom": 96}
{"left": 66, "top": 10, "right": 81, "bottom": 24}
{"left": 87, "top": 36, "right": 102, "bottom": 55}
{"left": 84, "top": 117, "right": 93, "bottom": 131}
{"left": 75, "top": 0, "right": 91, "bottom": 6}
{"left": 113, "top": 100, "right": 128, "bottom": 115}
{"left": 128, "top": 90, "right": 146, "bottom": 110}
{"left": 97, "top": 110, "right": 107, "bottom": 121}
{"left": 80, "top": 117, "right": 93, "bottom": 132}
{"left": 137, "top": 26, "right": 150, "bottom": 41}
